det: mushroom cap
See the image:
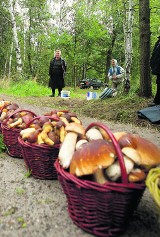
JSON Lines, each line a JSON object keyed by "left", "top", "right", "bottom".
{"left": 65, "top": 122, "right": 85, "bottom": 136}
{"left": 128, "top": 168, "right": 146, "bottom": 183}
{"left": 113, "top": 132, "right": 127, "bottom": 141}
{"left": 119, "top": 133, "right": 160, "bottom": 166}
{"left": 96, "top": 128, "right": 127, "bottom": 141}
{"left": 70, "top": 139, "right": 116, "bottom": 176}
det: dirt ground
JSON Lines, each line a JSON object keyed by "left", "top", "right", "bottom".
{"left": 0, "top": 95, "right": 160, "bottom": 237}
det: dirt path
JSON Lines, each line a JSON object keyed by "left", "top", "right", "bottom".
{"left": 0, "top": 98, "right": 160, "bottom": 237}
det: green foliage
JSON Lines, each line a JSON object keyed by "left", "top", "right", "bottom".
{"left": 23, "top": 169, "right": 32, "bottom": 178}
{"left": 0, "top": 134, "right": 6, "bottom": 153}
{"left": 0, "top": 0, "right": 160, "bottom": 89}
{"left": 0, "top": 79, "right": 50, "bottom": 97}
{"left": 0, "top": 76, "right": 156, "bottom": 99}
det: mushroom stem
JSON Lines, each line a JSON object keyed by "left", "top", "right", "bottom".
{"left": 93, "top": 168, "right": 109, "bottom": 184}
{"left": 105, "top": 156, "right": 134, "bottom": 181}
{"left": 58, "top": 132, "right": 78, "bottom": 168}
{"left": 8, "top": 118, "right": 22, "bottom": 128}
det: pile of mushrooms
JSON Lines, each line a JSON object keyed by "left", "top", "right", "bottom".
{"left": 44, "top": 110, "right": 81, "bottom": 126}
{"left": 0, "top": 102, "right": 19, "bottom": 123}
{"left": 19, "top": 111, "right": 82, "bottom": 146}
{"left": 58, "top": 125, "right": 160, "bottom": 184}
{"left": 20, "top": 117, "right": 63, "bottom": 146}
{"left": 5, "top": 111, "right": 36, "bottom": 129}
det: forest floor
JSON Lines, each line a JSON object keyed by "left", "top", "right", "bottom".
{"left": 0, "top": 94, "right": 160, "bottom": 237}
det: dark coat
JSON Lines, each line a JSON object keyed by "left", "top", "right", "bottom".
{"left": 150, "top": 39, "right": 160, "bottom": 76}
{"left": 49, "top": 57, "right": 67, "bottom": 89}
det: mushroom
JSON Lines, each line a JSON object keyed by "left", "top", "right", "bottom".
{"left": 8, "top": 117, "right": 23, "bottom": 128}
{"left": 86, "top": 128, "right": 103, "bottom": 141}
{"left": 0, "top": 111, "right": 7, "bottom": 121}
{"left": 70, "top": 117, "right": 81, "bottom": 124}
{"left": 118, "top": 133, "right": 160, "bottom": 167}
{"left": 97, "top": 128, "right": 127, "bottom": 142}
{"left": 59, "top": 116, "right": 70, "bottom": 126}
{"left": 20, "top": 127, "right": 36, "bottom": 140}
{"left": 75, "top": 139, "right": 88, "bottom": 150}
{"left": 38, "top": 122, "right": 55, "bottom": 146}
{"left": 128, "top": 168, "right": 146, "bottom": 183}
{"left": 105, "top": 155, "right": 134, "bottom": 181}
{"left": 59, "top": 126, "right": 66, "bottom": 142}
{"left": 0, "top": 101, "right": 11, "bottom": 108}
{"left": 70, "top": 139, "right": 116, "bottom": 184}
{"left": 58, "top": 123, "right": 85, "bottom": 169}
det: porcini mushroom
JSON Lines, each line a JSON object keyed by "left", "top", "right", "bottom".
{"left": 105, "top": 155, "right": 134, "bottom": 181}
{"left": 119, "top": 133, "right": 160, "bottom": 167}
{"left": 86, "top": 127, "right": 103, "bottom": 141}
{"left": 58, "top": 122, "right": 85, "bottom": 169}
{"left": 75, "top": 139, "right": 88, "bottom": 150}
{"left": 70, "top": 139, "right": 116, "bottom": 184}
{"left": 128, "top": 168, "right": 146, "bottom": 183}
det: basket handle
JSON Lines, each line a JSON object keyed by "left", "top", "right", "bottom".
{"left": 26, "top": 115, "right": 60, "bottom": 128}
{"left": 86, "top": 122, "right": 128, "bottom": 184}
{"left": 3, "top": 109, "right": 37, "bottom": 125}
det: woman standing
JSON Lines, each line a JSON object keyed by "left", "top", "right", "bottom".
{"left": 49, "top": 50, "right": 67, "bottom": 97}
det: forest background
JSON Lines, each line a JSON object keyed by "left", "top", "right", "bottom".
{"left": 0, "top": 0, "right": 160, "bottom": 98}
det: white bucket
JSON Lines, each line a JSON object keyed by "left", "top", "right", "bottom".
{"left": 61, "top": 91, "right": 70, "bottom": 98}
{"left": 86, "top": 92, "right": 98, "bottom": 100}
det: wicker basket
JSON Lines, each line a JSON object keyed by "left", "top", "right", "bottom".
{"left": 54, "top": 122, "right": 146, "bottom": 237}
{"left": 1, "top": 109, "right": 37, "bottom": 158}
{"left": 18, "top": 116, "right": 60, "bottom": 180}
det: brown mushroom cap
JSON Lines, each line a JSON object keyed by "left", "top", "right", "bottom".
{"left": 128, "top": 168, "right": 146, "bottom": 183}
{"left": 119, "top": 133, "right": 160, "bottom": 166}
{"left": 70, "top": 139, "right": 116, "bottom": 176}
{"left": 113, "top": 132, "right": 127, "bottom": 141}
{"left": 65, "top": 122, "right": 85, "bottom": 136}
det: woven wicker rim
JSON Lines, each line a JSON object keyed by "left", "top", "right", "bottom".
{"left": 54, "top": 122, "right": 146, "bottom": 191}
{"left": 55, "top": 160, "right": 145, "bottom": 191}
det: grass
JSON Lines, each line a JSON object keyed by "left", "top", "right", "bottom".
{"left": 0, "top": 78, "right": 159, "bottom": 131}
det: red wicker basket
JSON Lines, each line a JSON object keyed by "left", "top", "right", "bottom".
{"left": 1, "top": 109, "right": 37, "bottom": 158}
{"left": 18, "top": 116, "right": 60, "bottom": 180}
{"left": 54, "top": 122, "right": 146, "bottom": 237}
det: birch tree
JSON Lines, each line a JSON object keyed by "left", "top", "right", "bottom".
{"left": 123, "top": 0, "right": 134, "bottom": 92}
{"left": 8, "top": 0, "right": 23, "bottom": 75}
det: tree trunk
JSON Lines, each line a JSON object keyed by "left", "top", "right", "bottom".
{"left": 105, "top": 29, "right": 116, "bottom": 83}
{"left": 8, "top": 42, "right": 13, "bottom": 78}
{"left": 139, "top": 0, "right": 151, "bottom": 97}
{"left": 8, "top": 0, "right": 22, "bottom": 75}
{"left": 123, "top": 0, "right": 134, "bottom": 92}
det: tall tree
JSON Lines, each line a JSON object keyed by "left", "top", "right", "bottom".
{"left": 139, "top": 0, "right": 151, "bottom": 97}
{"left": 123, "top": 0, "right": 134, "bottom": 91}
{"left": 8, "top": 0, "right": 23, "bottom": 75}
